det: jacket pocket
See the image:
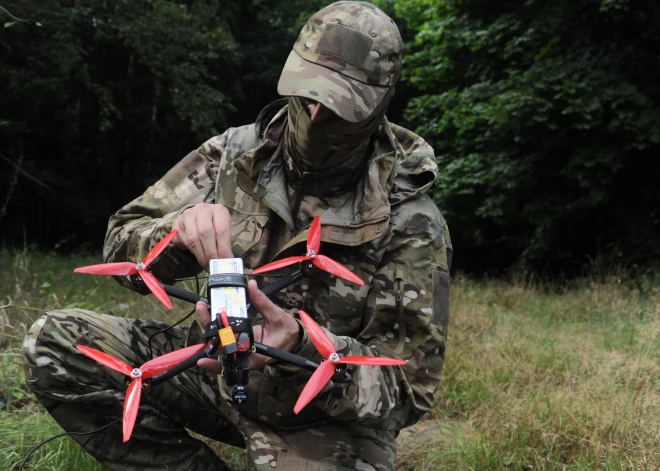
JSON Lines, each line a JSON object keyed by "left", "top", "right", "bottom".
{"left": 227, "top": 210, "right": 269, "bottom": 267}
{"left": 327, "top": 270, "right": 369, "bottom": 337}
{"left": 432, "top": 269, "right": 450, "bottom": 335}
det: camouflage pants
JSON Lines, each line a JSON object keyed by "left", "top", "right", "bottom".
{"left": 23, "top": 310, "right": 397, "bottom": 470}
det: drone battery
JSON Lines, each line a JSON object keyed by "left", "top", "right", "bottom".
{"left": 208, "top": 258, "right": 247, "bottom": 320}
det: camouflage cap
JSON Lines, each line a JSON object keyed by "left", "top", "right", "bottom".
{"left": 277, "top": 1, "right": 403, "bottom": 123}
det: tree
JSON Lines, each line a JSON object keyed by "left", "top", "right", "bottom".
{"left": 394, "top": 0, "right": 660, "bottom": 274}
{"left": 0, "top": 0, "right": 314, "bottom": 249}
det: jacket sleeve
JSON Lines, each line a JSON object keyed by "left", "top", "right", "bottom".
{"left": 102, "top": 142, "right": 224, "bottom": 290}
{"left": 291, "top": 215, "right": 452, "bottom": 430}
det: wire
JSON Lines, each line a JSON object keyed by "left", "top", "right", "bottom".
{"left": 220, "top": 308, "right": 230, "bottom": 328}
{"left": 18, "top": 417, "right": 122, "bottom": 471}
{"left": 173, "top": 275, "right": 208, "bottom": 282}
{"left": 147, "top": 306, "right": 196, "bottom": 359}
{"left": 147, "top": 276, "right": 201, "bottom": 359}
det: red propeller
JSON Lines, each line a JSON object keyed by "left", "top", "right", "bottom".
{"left": 293, "top": 310, "right": 407, "bottom": 414}
{"left": 74, "top": 230, "right": 178, "bottom": 309}
{"left": 77, "top": 343, "right": 206, "bottom": 442}
{"left": 252, "top": 216, "right": 364, "bottom": 286}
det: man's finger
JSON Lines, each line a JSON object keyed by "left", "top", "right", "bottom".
{"left": 211, "top": 206, "right": 233, "bottom": 259}
{"left": 196, "top": 210, "right": 218, "bottom": 267}
{"left": 180, "top": 211, "right": 207, "bottom": 270}
{"left": 247, "top": 279, "right": 281, "bottom": 322}
{"left": 172, "top": 211, "right": 190, "bottom": 249}
{"left": 196, "top": 301, "right": 211, "bottom": 328}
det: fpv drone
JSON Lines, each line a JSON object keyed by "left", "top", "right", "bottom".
{"left": 73, "top": 216, "right": 407, "bottom": 442}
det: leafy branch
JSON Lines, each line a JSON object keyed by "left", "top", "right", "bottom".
{"left": 0, "top": 3, "right": 41, "bottom": 27}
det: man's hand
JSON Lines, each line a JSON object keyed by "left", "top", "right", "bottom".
{"left": 197, "top": 279, "right": 302, "bottom": 373}
{"left": 172, "top": 203, "right": 232, "bottom": 270}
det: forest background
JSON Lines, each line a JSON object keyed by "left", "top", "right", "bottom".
{"left": 1, "top": 0, "right": 658, "bottom": 277}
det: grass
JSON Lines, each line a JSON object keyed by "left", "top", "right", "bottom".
{"left": 396, "top": 277, "right": 660, "bottom": 470}
{"left": 1, "top": 249, "right": 659, "bottom": 470}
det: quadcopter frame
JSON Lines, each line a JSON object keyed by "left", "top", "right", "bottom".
{"left": 72, "top": 216, "right": 406, "bottom": 442}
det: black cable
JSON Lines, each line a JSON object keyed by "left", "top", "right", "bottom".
{"left": 18, "top": 417, "right": 122, "bottom": 471}
{"left": 148, "top": 276, "right": 201, "bottom": 359}
{"left": 173, "top": 275, "right": 208, "bottom": 282}
{"left": 147, "top": 306, "right": 197, "bottom": 359}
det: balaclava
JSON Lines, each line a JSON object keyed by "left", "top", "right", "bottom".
{"left": 283, "top": 89, "right": 393, "bottom": 194}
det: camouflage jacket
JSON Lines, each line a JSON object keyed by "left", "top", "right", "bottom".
{"left": 104, "top": 99, "right": 452, "bottom": 432}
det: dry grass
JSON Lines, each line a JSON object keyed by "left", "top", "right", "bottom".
{"left": 1, "top": 250, "right": 659, "bottom": 470}
{"left": 397, "top": 276, "right": 660, "bottom": 470}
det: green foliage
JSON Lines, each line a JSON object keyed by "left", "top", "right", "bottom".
{"left": 394, "top": 0, "right": 660, "bottom": 274}
{"left": 1, "top": 410, "right": 106, "bottom": 471}
{"left": 0, "top": 0, "right": 240, "bottom": 248}
{"left": 0, "top": 0, "right": 326, "bottom": 250}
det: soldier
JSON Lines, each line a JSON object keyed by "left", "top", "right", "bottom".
{"left": 23, "top": 2, "right": 452, "bottom": 470}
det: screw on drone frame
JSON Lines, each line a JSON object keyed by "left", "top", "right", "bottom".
{"left": 73, "top": 230, "right": 179, "bottom": 309}
{"left": 251, "top": 216, "right": 364, "bottom": 286}
{"left": 293, "top": 310, "right": 407, "bottom": 414}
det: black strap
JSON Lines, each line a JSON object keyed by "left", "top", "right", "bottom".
{"left": 226, "top": 316, "right": 251, "bottom": 333}
{"left": 207, "top": 273, "right": 248, "bottom": 289}
{"left": 203, "top": 322, "right": 221, "bottom": 340}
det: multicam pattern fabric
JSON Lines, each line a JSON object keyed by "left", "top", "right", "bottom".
{"left": 25, "top": 96, "right": 452, "bottom": 468}
{"left": 278, "top": 1, "right": 403, "bottom": 122}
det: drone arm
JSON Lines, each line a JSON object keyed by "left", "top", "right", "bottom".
{"left": 253, "top": 269, "right": 306, "bottom": 299}
{"left": 253, "top": 342, "right": 319, "bottom": 372}
{"left": 149, "top": 346, "right": 213, "bottom": 387}
{"left": 161, "top": 283, "right": 208, "bottom": 305}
